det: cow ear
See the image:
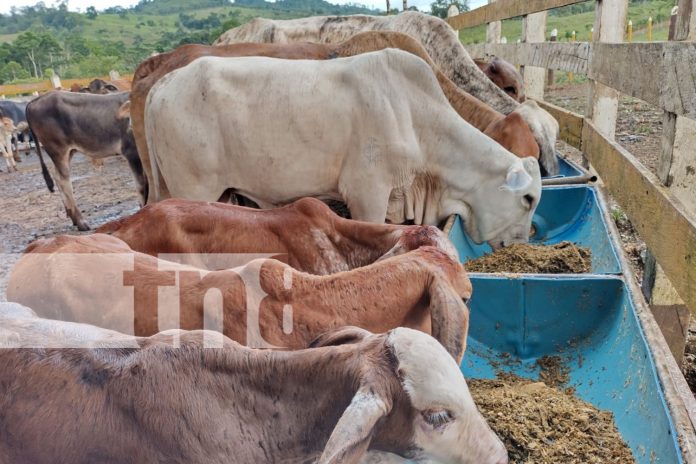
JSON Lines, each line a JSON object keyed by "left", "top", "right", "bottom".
{"left": 500, "top": 164, "right": 533, "bottom": 193}
{"left": 318, "top": 387, "right": 391, "bottom": 464}
{"left": 309, "top": 326, "right": 372, "bottom": 348}
{"left": 428, "top": 276, "right": 469, "bottom": 363}
{"left": 117, "top": 101, "right": 131, "bottom": 119}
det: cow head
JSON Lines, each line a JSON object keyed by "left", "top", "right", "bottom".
{"left": 442, "top": 156, "right": 541, "bottom": 249}
{"left": 313, "top": 327, "right": 507, "bottom": 464}
{"left": 483, "top": 58, "right": 525, "bottom": 103}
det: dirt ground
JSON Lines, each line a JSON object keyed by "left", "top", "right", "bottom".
{"left": 0, "top": 152, "right": 140, "bottom": 299}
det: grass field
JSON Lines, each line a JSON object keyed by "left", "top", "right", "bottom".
{"left": 458, "top": 0, "right": 675, "bottom": 44}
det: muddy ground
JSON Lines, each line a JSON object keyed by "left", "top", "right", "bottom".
{"left": 0, "top": 152, "right": 139, "bottom": 299}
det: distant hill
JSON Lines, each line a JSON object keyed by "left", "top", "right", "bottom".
{"left": 0, "top": 0, "right": 381, "bottom": 83}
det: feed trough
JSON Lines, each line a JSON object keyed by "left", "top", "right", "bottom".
{"left": 446, "top": 185, "right": 691, "bottom": 463}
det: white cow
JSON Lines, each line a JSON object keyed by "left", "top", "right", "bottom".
{"left": 146, "top": 49, "right": 541, "bottom": 247}
{"left": 215, "top": 11, "right": 560, "bottom": 176}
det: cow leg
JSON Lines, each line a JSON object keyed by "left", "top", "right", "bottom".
{"left": 122, "top": 139, "right": 147, "bottom": 206}
{"left": 50, "top": 149, "right": 90, "bottom": 231}
{"left": 342, "top": 183, "right": 391, "bottom": 223}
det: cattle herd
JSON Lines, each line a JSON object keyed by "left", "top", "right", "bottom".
{"left": 0, "top": 11, "right": 564, "bottom": 464}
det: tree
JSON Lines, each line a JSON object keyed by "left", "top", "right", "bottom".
{"left": 0, "top": 61, "right": 29, "bottom": 83}
{"left": 86, "top": 6, "right": 98, "bottom": 20}
{"left": 430, "top": 0, "right": 468, "bottom": 19}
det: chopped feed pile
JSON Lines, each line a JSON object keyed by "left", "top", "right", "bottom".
{"left": 465, "top": 241, "right": 592, "bottom": 274}
{"left": 469, "top": 374, "right": 635, "bottom": 464}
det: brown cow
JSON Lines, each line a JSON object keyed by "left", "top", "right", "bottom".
{"left": 0, "top": 303, "right": 508, "bottom": 464}
{"left": 97, "top": 197, "right": 459, "bottom": 275}
{"left": 475, "top": 58, "right": 525, "bottom": 102}
{"left": 129, "top": 32, "right": 539, "bottom": 203}
{"left": 8, "top": 233, "right": 471, "bottom": 361}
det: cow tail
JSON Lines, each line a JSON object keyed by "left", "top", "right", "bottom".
{"left": 31, "top": 128, "right": 55, "bottom": 193}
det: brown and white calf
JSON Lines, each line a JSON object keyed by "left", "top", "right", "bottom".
{"left": 0, "top": 303, "right": 507, "bottom": 464}
{"left": 8, "top": 233, "right": 471, "bottom": 361}
{"left": 97, "top": 197, "right": 458, "bottom": 275}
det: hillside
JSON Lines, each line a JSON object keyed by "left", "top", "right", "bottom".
{"left": 458, "top": 0, "right": 675, "bottom": 43}
{"left": 0, "top": 0, "right": 380, "bottom": 83}
{"left": 0, "top": 0, "right": 676, "bottom": 85}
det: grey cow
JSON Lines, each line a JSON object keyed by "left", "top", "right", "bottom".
{"left": 26, "top": 91, "right": 146, "bottom": 231}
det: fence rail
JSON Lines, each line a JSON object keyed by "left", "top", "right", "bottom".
{"left": 467, "top": 42, "right": 696, "bottom": 119}
{"left": 447, "top": 0, "right": 587, "bottom": 30}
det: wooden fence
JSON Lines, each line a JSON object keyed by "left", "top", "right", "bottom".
{"left": 448, "top": 0, "right": 696, "bottom": 315}
{"left": 448, "top": 0, "right": 696, "bottom": 456}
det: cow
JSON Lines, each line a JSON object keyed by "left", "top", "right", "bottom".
{"left": 0, "top": 99, "right": 32, "bottom": 160}
{"left": 128, "top": 32, "right": 537, "bottom": 203}
{"left": 0, "top": 303, "right": 508, "bottom": 464}
{"left": 145, "top": 50, "right": 541, "bottom": 247}
{"left": 97, "top": 197, "right": 458, "bottom": 275}
{"left": 25, "top": 91, "right": 146, "bottom": 231}
{"left": 70, "top": 78, "right": 122, "bottom": 94}
{"left": 8, "top": 233, "right": 471, "bottom": 361}
{"left": 215, "top": 11, "right": 560, "bottom": 176}
{"left": 475, "top": 58, "right": 525, "bottom": 102}
{"left": 0, "top": 115, "right": 18, "bottom": 172}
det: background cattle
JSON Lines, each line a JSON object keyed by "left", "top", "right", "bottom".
{"left": 215, "top": 11, "right": 560, "bottom": 175}
{"left": 0, "top": 303, "right": 508, "bottom": 464}
{"left": 97, "top": 197, "right": 459, "bottom": 275}
{"left": 475, "top": 57, "right": 525, "bottom": 102}
{"left": 129, "top": 32, "right": 537, "bottom": 203}
{"left": 8, "top": 233, "right": 471, "bottom": 361}
{"left": 26, "top": 91, "right": 145, "bottom": 231}
{"left": 0, "top": 99, "right": 32, "bottom": 161}
{"left": 145, "top": 50, "right": 541, "bottom": 247}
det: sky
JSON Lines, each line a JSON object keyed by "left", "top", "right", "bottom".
{"left": 0, "top": 0, "right": 488, "bottom": 15}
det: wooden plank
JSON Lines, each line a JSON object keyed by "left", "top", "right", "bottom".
{"left": 675, "top": 0, "right": 696, "bottom": 41}
{"left": 447, "top": 0, "right": 586, "bottom": 30}
{"left": 521, "top": 11, "right": 548, "bottom": 100}
{"left": 466, "top": 41, "right": 696, "bottom": 120}
{"left": 590, "top": 42, "right": 696, "bottom": 120}
{"left": 535, "top": 99, "right": 584, "bottom": 149}
{"left": 582, "top": 120, "right": 696, "bottom": 314}
{"left": 586, "top": 0, "right": 627, "bottom": 142}
{"left": 651, "top": 304, "right": 690, "bottom": 365}
{"left": 485, "top": 0, "right": 501, "bottom": 42}
{"left": 466, "top": 42, "right": 591, "bottom": 74}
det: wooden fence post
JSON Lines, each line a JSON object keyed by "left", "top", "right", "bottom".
{"left": 587, "top": 0, "right": 628, "bottom": 144}
{"left": 547, "top": 29, "right": 557, "bottom": 88}
{"left": 521, "top": 11, "right": 547, "bottom": 100}
{"left": 486, "top": 0, "right": 501, "bottom": 44}
{"left": 642, "top": 0, "right": 696, "bottom": 363}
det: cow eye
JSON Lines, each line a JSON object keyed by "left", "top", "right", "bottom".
{"left": 462, "top": 296, "right": 470, "bottom": 305}
{"left": 504, "top": 86, "right": 516, "bottom": 95}
{"left": 422, "top": 409, "right": 454, "bottom": 428}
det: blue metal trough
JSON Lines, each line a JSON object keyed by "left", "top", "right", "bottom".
{"left": 446, "top": 184, "right": 694, "bottom": 463}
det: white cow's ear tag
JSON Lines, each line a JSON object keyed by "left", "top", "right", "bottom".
{"left": 500, "top": 166, "right": 532, "bottom": 192}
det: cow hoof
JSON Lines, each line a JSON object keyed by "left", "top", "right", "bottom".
{"left": 76, "top": 223, "right": 91, "bottom": 232}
